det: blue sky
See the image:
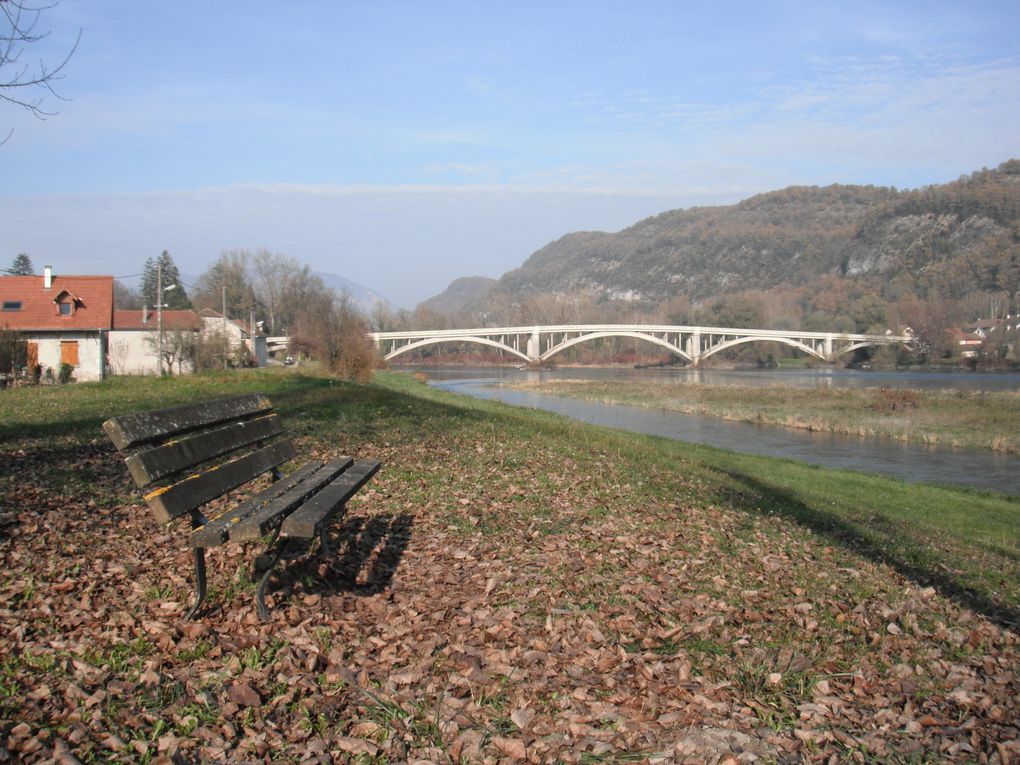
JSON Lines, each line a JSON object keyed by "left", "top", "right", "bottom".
{"left": 2, "top": 1, "right": 1018, "bottom": 307}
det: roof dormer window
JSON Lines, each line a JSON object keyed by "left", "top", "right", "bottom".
{"left": 54, "top": 289, "right": 79, "bottom": 317}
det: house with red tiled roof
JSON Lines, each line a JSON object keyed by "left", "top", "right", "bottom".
{"left": 0, "top": 267, "right": 114, "bottom": 381}
{"left": 108, "top": 308, "right": 204, "bottom": 375}
{"left": 947, "top": 327, "right": 984, "bottom": 358}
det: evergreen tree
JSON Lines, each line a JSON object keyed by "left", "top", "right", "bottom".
{"left": 8, "top": 253, "right": 33, "bottom": 275}
{"left": 140, "top": 256, "right": 158, "bottom": 307}
{"left": 141, "top": 251, "right": 191, "bottom": 309}
{"left": 156, "top": 250, "right": 191, "bottom": 309}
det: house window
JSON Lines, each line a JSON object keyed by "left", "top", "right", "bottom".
{"left": 59, "top": 301, "right": 72, "bottom": 316}
{"left": 2, "top": 301, "right": 21, "bottom": 311}
{"left": 60, "top": 340, "right": 79, "bottom": 366}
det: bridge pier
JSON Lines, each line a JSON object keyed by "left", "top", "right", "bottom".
{"left": 686, "top": 330, "right": 701, "bottom": 366}
{"left": 526, "top": 331, "right": 541, "bottom": 362}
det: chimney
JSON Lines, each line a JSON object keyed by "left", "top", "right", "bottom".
{"left": 43, "top": 265, "right": 53, "bottom": 289}
{"left": 142, "top": 304, "right": 149, "bottom": 324}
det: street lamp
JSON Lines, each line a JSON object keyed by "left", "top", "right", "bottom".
{"left": 156, "top": 277, "right": 177, "bottom": 377}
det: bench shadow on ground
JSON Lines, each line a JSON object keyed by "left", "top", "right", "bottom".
{"left": 277, "top": 512, "right": 415, "bottom": 600}
{"left": 716, "top": 467, "right": 1020, "bottom": 632}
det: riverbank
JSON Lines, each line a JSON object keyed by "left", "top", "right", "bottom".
{"left": 2, "top": 369, "right": 1018, "bottom": 762}
{"left": 509, "top": 378, "right": 1020, "bottom": 454}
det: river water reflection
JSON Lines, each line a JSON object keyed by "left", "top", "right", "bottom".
{"left": 415, "top": 366, "right": 1020, "bottom": 496}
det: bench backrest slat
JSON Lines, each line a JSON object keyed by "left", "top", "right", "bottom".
{"left": 124, "top": 414, "right": 285, "bottom": 486}
{"left": 144, "top": 439, "right": 298, "bottom": 523}
{"left": 103, "top": 393, "right": 273, "bottom": 450}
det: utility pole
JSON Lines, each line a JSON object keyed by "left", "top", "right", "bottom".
{"left": 157, "top": 264, "right": 164, "bottom": 377}
{"left": 222, "top": 285, "right": 228, "bottom": 370}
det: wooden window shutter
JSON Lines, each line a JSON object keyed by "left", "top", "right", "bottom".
{"left": 27, "top": 343, "right": 38, "bottom": 369}
{"left": 60, "top": 341, "right": 79, "bottom": 366}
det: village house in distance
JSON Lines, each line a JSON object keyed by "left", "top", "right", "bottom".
{"left": 0, "top": 266, "right": 267, "bottom": 381}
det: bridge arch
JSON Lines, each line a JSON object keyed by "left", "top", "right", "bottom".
{"left": 831, "top": 340, "right": 902, "bottom": 358}
{"left": 541, "top": 331, "right": 693, "bottom": 363}
{"left": 383, "top": 336, "right": 531, "bottom": 364}
{"left": 699, "top": 336, "right": 827, "bottom": 362}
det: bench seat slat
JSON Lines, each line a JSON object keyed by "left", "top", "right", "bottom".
{"left": 190, "top": 460, "right": 323, "bottom": 548}
{"left": 125, "top": 414, "right": 285, "bottom": 486}
{"left": 145, "top": 439, "right": 297, "bottom": 523}
{"left": 281, "top": 460, "right": 381, "bottom": 539}
{"left": 228, "top": 458, "right": 354, "bottom": 543}
{"left": 103, "top": 393, "right": 272, "bottom": 449}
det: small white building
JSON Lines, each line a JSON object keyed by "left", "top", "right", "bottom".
{"left": 198, "top": 308, "right": 268, "bottom": 366}
{"left": 109, "top": 308, "right": 204, "bottom": 375}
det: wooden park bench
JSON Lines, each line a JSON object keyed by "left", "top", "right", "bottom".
{"left": 103, "top": 393, "right": 380, "bottom": 621}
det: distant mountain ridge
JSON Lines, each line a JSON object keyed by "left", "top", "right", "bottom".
{"left": 312, "top": 270, "right": 387, "bottom": 313}
{"left": 419, "top": 276, "right": 497, "bottom": 315}
{"left": 421, "top": 160, "right": 1020, "bottom": 312}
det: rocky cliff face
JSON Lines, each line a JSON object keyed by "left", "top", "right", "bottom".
{"left": 842, "top": 213, "right": 1004, "bottom": 277}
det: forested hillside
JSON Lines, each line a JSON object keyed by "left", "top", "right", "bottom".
{"left": 494, "top": 161, "right": 1020, "bottom": 304}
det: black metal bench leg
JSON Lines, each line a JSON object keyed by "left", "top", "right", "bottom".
{"left": 253, "top": 526, "right": 282, "bottom": 579}
{"left": 317, "top": 525, "right": 333, "bottom": 560}
{"left": 184, "top": 547, "right": 207, "bottom": 620}
{"left": 255, "top": 540, "right": 287, "bottom": 622}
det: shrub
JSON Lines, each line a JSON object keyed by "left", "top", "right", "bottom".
{"left": 58, "top": 363, "right": 74, "bottom": 384}
{"left": 872, "top": 387, "right": 920, "bottom": 412}
{"left": 291, "top": 289, "right": 375, "bottom": 383}
{"left": 0, "top": 328, "right": 27, "bottom": 376}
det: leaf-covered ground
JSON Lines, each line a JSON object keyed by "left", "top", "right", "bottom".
{"left": 1, "top": 371, "right": 1018, "bottom": 764}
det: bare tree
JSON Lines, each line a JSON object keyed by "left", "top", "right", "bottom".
{"left": 250, "top": 249, "right": 323, "bottom": 335}
{"left": 113, "top": 279, "right": 141, "bottom": 309}
{"left": 369, "top": 298, "right": 392, "bottom": 332}
{"left": 192, "top": 250, "right": 258, "bottom": 318}
{"left": 292, "top": 287, "right": 375, "bottom": 382}
{"left": 1, "top": 0, "right": 80, "bottom": 142}
{"left": 145, "top": 328, "right": 196, "bottom": 376}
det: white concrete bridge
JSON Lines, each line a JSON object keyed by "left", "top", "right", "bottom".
{"left": 266, "top": 336, "right": 288, "bottom": 353}
{"left": 371, "top": 324, "right": 913, "bottom": 366}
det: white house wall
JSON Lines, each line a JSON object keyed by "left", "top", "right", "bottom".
{"left": 107, "top": 330, "right": 196, "bottom": 376}
{"left": 28, "top": 332, "right": 104, "bottom": 382}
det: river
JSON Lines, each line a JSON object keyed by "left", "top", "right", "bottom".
{"left": 414, "top": 366, "right": 1020, "bottom": 496}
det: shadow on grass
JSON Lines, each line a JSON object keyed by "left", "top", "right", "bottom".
{"left": 278, "top": 513, "right": 415, "bottom": 600}
{"left": 716, "top": 467, "right": 1020, "bottom": 631}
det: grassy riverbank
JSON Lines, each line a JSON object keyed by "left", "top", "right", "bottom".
{"left": 511, "top": 378, "right": 1020, "bottom": 454}
{"left": 2, "top": 369, "right": 1018, "bottom": 762}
